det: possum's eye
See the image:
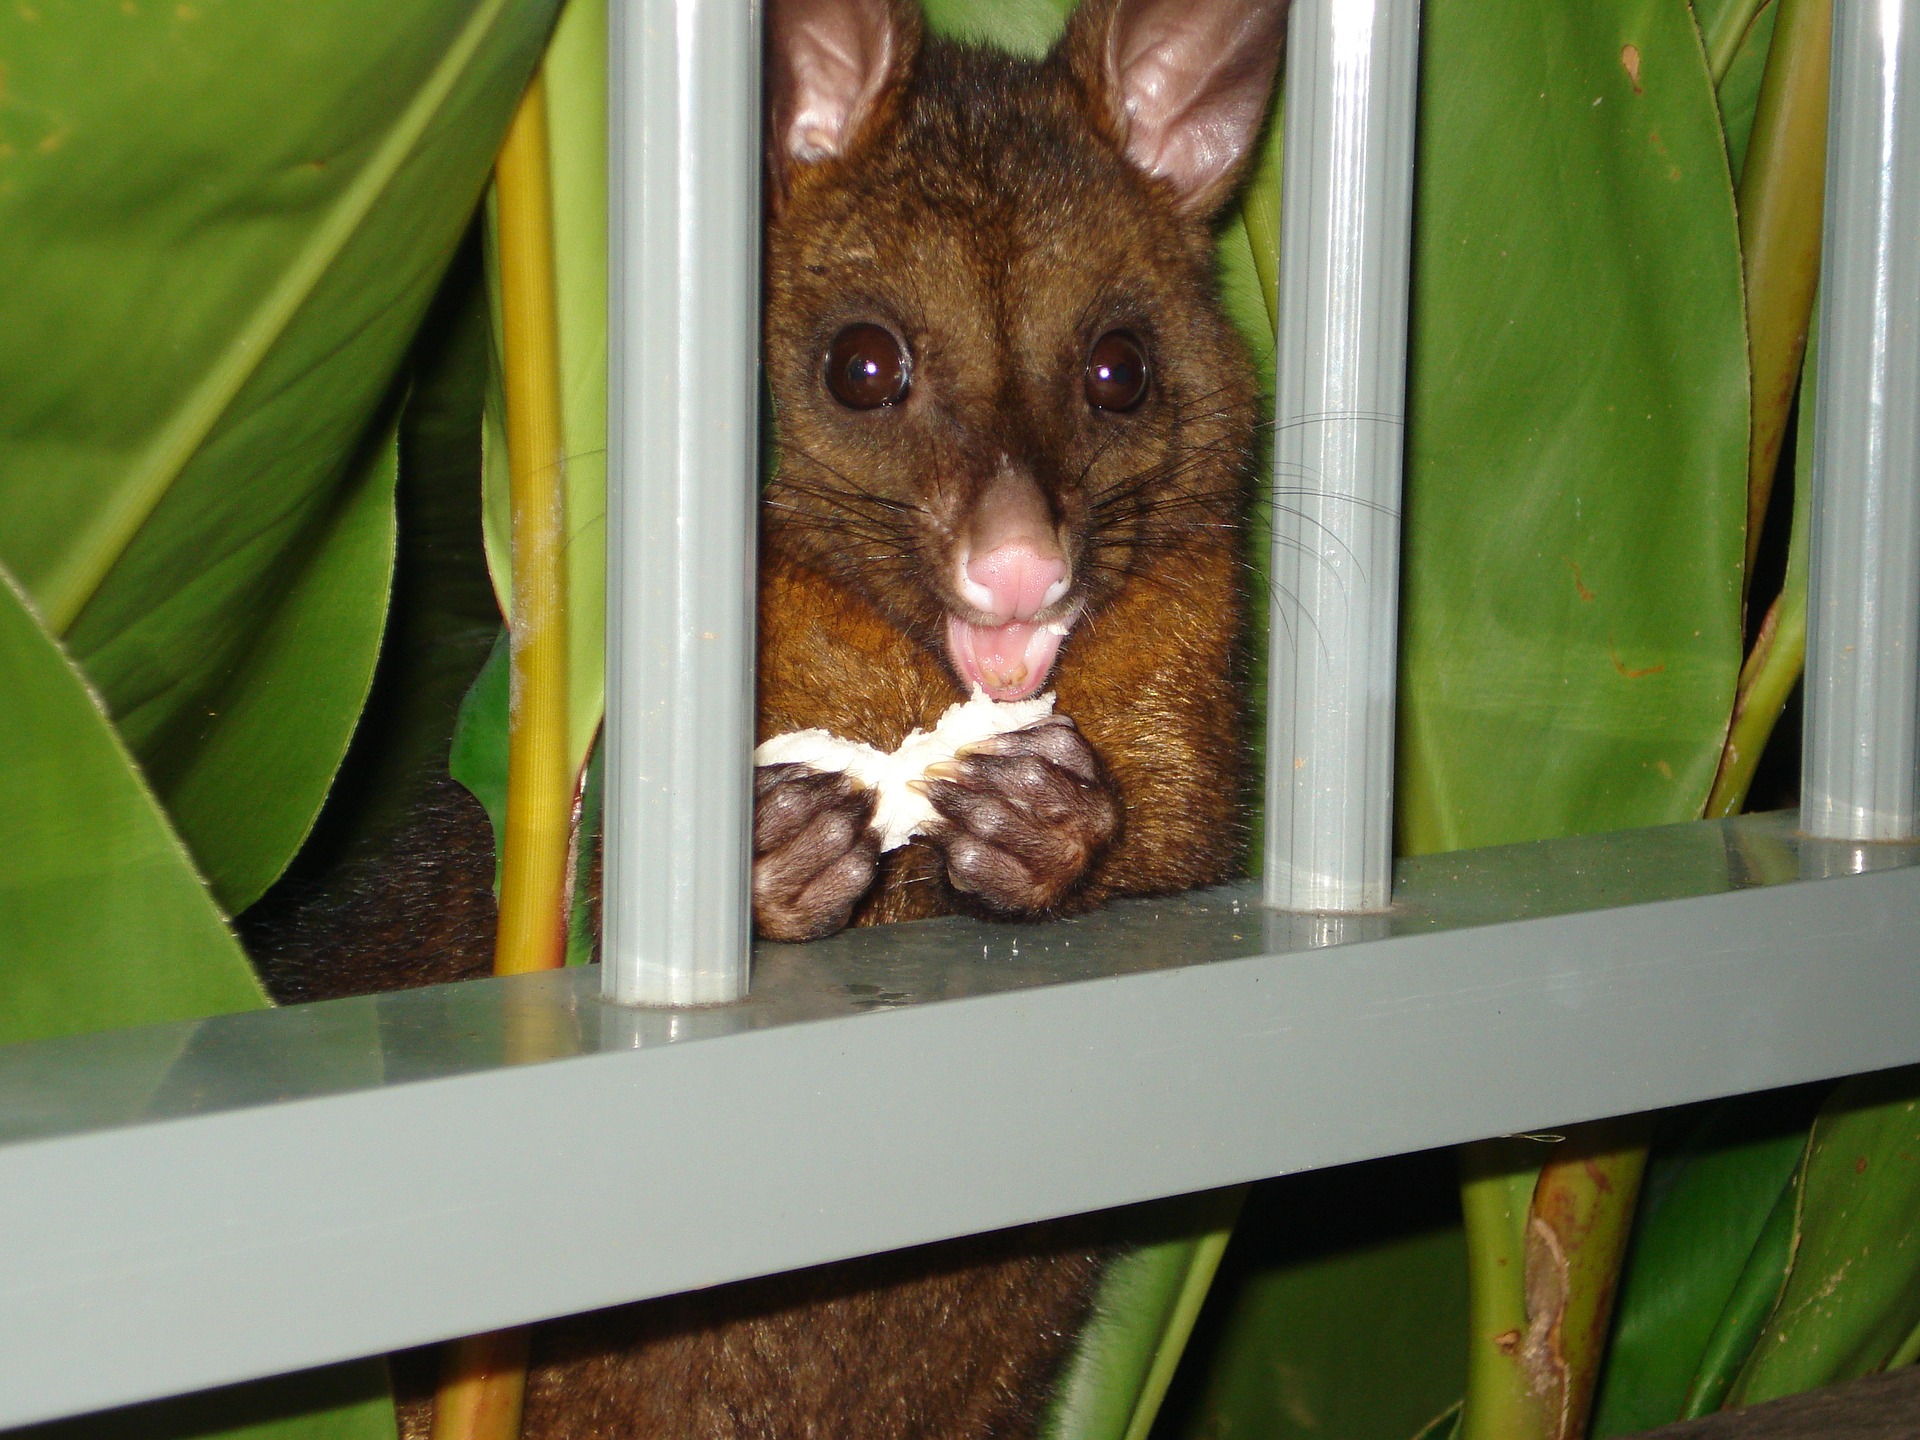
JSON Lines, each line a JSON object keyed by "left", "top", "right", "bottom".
{"left": 825, "top": 324, "right": 911, "bottom": 410}
{"left": 1085, "top": 330, "right": 1149, "bottom": 413}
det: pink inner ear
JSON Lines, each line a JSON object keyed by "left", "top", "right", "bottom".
{"left": 1108, "top": 0, "right": 1287, "bottom": 211}
{"left": 772, "top": 0, "right": 903, "bottom": 166}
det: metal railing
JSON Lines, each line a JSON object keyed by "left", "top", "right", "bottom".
{"left": 3, "top": 0, "right": 1918, "bottom": 1427}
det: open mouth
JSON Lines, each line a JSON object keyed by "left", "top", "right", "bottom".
{"left": 945, "top": 614, "right": 1072, "bottom": 701}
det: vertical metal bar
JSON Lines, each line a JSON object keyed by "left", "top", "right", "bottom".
{"left": 1803, "top": 0, "right": 1920, "bottom": 842}
{"left": 1264, "top": 0, "right": 1422, "bottom": 911}
{"left": 604, "top": 0, "right": 762, "bottom": 1004}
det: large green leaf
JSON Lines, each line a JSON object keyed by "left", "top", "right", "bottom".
{"left": 1397, "top": 0, "right": 1749, "bottom": 853}
{"left": 0, "top": 566, "right": 263, "bottom": 1047}
{"left": 153, "top": 420, "right": 398, "bottom": 913}
{"left": 1679, "top": 1161, "right": 1799, "bottom": 1416}
{"left": 1166, "top": 1156, "right": 1469, "bottom": 1440}
{"left": 270, "top": 237, "right": 505, "bottom": 883}
{"left": 1730, "top": 1067, "right": 1920, "bottom": 1403}
{"left": 1589, "top": 1093, "right": 1815, "bottom": 1434}
{"left": 0, "top": 0, "right": 562, "bottom": 903}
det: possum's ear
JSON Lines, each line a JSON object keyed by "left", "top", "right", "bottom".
{"left": 1063, "top": 0, "right": 1287, "bottom": 217}
{"left": 767, "top": 0, "right": 920, "bottom": 207}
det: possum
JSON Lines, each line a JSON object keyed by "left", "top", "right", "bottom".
{"left": 250, "top": 0, "right": 1285, "bottom": 1433}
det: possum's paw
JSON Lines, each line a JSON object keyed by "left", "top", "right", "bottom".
{"left": 752, "top": 764, "right": 882, "bottom": 942}
{"left": 915, "top": 716, "right": 1120, "bottom": 915}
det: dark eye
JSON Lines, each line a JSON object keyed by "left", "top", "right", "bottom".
{"left": 1085, "top": 330, "right": 1149, "bottom": 412}
{"left": 824, "top": 323, "right": 910, "bottom": 409}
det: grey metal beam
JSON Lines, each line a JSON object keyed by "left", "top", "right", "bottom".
{"left": 2, "top": 812, "right": 1917, "bottom": 1430}
{"left": 1803, "top": 0, "right": 1920, "bottom": 841}
{"left": 1265, "top": 0, "right": 1422, "bottom": 911}
{"left": 603, "top": 0, "right": 762, "bottom": 1005}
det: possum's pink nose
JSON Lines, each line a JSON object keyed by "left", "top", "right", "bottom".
{"left": 957, "top": 469, "right": 1070, "bottom": 624}
{"left": 962, "top": 542, "right": 1068, "bottom": 624}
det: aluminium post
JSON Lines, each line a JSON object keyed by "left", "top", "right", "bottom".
{"left": 1803, "top": 0, "right": 1920, "bottom": 842}
{"left": 604, "top": 0, "right": 762, "bottom": 1004}
{"left": 1264, "top": 0, "right": 1422, "bottom": 911}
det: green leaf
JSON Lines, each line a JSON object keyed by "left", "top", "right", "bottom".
{"left": 278, "top": 238, "right": 505, "bottom": 880}
{"left": 921, "top": 0, "right": 1070, "bottom": 55}
{"left": 450, "top": 628, "right": 511, "bottom": 866}
{"left": 1590, "top": 1093, "right": 1815, "bottom": 1434}
{"left": 0, "top": 0, "right": 562, "bottom": 902}
{"left": 152, "top": 419, "right": 398, "bottom": 914}
{"left": 1170, "top": 1159, "right": 1469, "bottom": 1440}
{"left": 1716, "top": 1, "right": 1779, "bottom": 185}
{"left": 1042, "top": 1190, "right": 1243, "bottom": 1440}
{"left": 14, "top": 1359, "right": 396, "bottom": 1440}
{"left": 1730, "top": 1067, "right": 1920, "bottom": 1404}
{"left": 1694, "top": 0, "right": 1773, "bottom": 85}
{"left": 479, "top": 0, "right": 609, "bottom": 775}
{"left": 1397, "top": 0, "right": 1749, "bottom": 853}
{"left": 0, "top": 565, "right": 264, "bottom": 1048}
{"left": 1679, "top": 1160, "right": 1799, "bottom": 1417}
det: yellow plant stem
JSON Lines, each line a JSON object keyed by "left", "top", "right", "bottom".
{"left": 432, "top": 1330, "right": 531, "bottom": 1440}
{"left": 1736, "top": 0, "right": 1831, "bottom": 582}
{"left": 432, "top": 72, "right": 571, "bottom": 1440}
{"left": 493, "top": 70, "right": 573, "bottom": 979}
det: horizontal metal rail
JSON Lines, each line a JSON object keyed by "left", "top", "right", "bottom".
{"left": 2, "top": 812, "right": 1916, "bottom": 1431}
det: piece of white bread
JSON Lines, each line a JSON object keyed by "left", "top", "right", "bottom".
{"left": 754, "top": 689, "right": 1058, "bottom": 851}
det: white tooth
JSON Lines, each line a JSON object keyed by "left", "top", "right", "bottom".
{"left": 1041, "top": 574, "right": 1071, "bottom": 608}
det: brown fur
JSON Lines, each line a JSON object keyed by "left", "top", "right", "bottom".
{"left": 391, "top": 1224, "right": 1107, "bottom": 1440}
{"left": 757, "top": 4, "right": 1257, "bottom": 931}
{"left": 249, "top": 3, "right": 1273, "bottom": 1434}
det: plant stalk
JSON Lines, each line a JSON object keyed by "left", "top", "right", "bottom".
{"left": 432, "top": 70, "right": 571, "bottom": 1440}
{"left": 1460, "top": 1124, "right": 1650, "bottom": 1440}
{"left": 492, "top": 70, "right": 573, "bottom": 979}
{"left": 1459, "top": 1140, "right": 1552, "bottom": 1440}
{"left": 1525, "top": 1119, "right": 1651, "bottom": 1438}
{"left": 1735, "top": 0, "right": 1831, "bottom": 584}
{"left": 1707, "top": 590, "right": 1807, "bottom": 815}
{"left": 431, "top": 1330, "right": 530, "bottom": 1440}
{"left": 1709, "top": 310, "right": 1817, "bottom": 816}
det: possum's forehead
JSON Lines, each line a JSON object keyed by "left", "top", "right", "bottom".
{"left": 775, "top": 134, "right": 1201, "bottom": 388}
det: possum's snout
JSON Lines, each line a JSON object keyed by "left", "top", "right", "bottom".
{"left": 945, "top": 467, "right": 1076, "bottom": 700}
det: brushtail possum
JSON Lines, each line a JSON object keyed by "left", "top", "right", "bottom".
{"left": 254, "top": 0, "right": 1285, "bottom": 1432}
